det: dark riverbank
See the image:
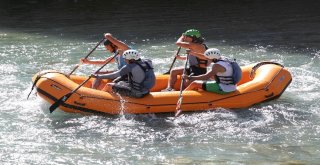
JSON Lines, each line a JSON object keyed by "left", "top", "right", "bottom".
{"left": 1, "top": 0, "right": 319, "bottom": 50}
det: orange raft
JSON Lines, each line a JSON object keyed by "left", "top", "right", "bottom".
{"left": 32, "top": 62, "right": 292, "bottom": 115}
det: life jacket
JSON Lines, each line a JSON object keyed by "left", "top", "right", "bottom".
{"left": 196, "top": 43, "right": 209, "bottom": 66}
{"left": 128, "top": 59, "right": 155, "bottom": 91}
{"left": 214, "top": 58, "right": 242, "bottom": 85}
{"left": 114, "top": 50, "right": 127, "bottom": 69}
{"left": 189, "top": 44, "right": 209, "bottom": 68}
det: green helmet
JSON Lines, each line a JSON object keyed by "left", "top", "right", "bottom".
{"left": 183, "top": 29, "right": 201, "bottom": 38}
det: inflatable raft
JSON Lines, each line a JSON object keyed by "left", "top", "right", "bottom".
{"left": 31, "top": 62, "right": 292, "bottom": 115}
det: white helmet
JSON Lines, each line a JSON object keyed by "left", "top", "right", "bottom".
{"left": 123, "top": 49, "right": 140, "bottom": 60}
{"left": 204, "top": 48, "right": 221, "bottom": 60}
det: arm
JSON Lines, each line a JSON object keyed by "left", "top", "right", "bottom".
{"left": 80, "top": 57, "right": 115, "bottom": 65}
{"left": 175, "top": 35, "right": 199, "bottom": 50}
{"left": 104, "top": 33, "right": 129, "bottom": 51}
{"left": 176, "top": 54, "right": 187, "bottom": 60}
{"left": 95, "top": 64, "right": 131, "bottom": 80}
{"left": 175, "top": 35, "right": 193, "bottom": 60}
{"left": 175, "top": 35, "right": 191, "bottom": 49}
{"left": 189, "top": 51, "right": 209, "bottom": 60}
{"left": 176, "top": 35, "right": 207, "bottom": 60}
{"left": 189, "top": 64, "right": 226, "bottom": 81}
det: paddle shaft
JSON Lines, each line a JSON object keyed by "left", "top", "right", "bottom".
{"left": 68, "top": 38, "right": 105, "bottom": 76}
{"left": 164, "top": 47, "right": 181, "bottom": 74}
{"left": 175, "top": 54, "right": 189, "bottom": 117}
{"left": 49, "top": 52, "right": 118, "bottom": 113}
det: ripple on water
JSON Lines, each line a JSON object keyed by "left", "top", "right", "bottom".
{"left": 1, "top": 27, "right": 320, "bottom": 163}
{"left": 21, "top": 91, "right": 316, "bottom": 162}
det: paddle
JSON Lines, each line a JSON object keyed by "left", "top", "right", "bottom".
{"left": 27, "top": 38, "right": 104, "bottom": 100}
{"left": 49, "top": 53, "right": 118, "bottom": 113}
{"left": 67, "top": 38, "right": 105, "bottom": 76}
{"left": 164, "top": 47, "right": 181, "bottom": 74}
{"left": 175, "top": 53, "right": 189, "bottom": 117}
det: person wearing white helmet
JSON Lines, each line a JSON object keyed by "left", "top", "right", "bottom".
{"left": 163, "top": 29, "right": 210, "bottom": 91}
{"left": 92, "top": 49, "right": 156, "bottom": 98}
{"left": 183, "top": 48, "right": 242, "bottom": 94}
{"left": 81, "top": 33, "right": 131, "bottom": 89}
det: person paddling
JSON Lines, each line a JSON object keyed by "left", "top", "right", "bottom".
{"left": 80, "top": 33, "right": 130, "bottom": 89}
{"left": 162, "top": 29, "right": 210, "bottom": 91}
{"left": 184, "top": 48, "right": 242, "bottom": 94}
{"left": 92, "top": 49, "right": 156, "bottom": 98}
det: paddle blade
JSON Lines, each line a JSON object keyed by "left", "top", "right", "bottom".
{"left": 175, "top": 109, "right": 182, "bottom": 117}
{"left": 175, "top": 97, "right": 183, "bottom": 117}
{"left": 49, "top": 93, "right": 72, "bottom": 113}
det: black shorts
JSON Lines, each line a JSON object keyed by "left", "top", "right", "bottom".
{"left": 186, "top": 65, "right": 207, "bottom": 76}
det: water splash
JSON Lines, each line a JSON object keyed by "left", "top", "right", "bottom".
{"left": 1, "top": 20, "right": 320, "bottom": 164}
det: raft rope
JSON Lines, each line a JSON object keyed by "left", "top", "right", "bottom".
{"left": 78, "top": 61, "right": 286, "bottom": 109}
{"left": 33, "top": 61, "right": 288, "bottom": 114}
{"left": 250, "top": 61, "right": 284, "bottom": 79}
{"left": 259, "top": 62, "right": 284, "bottom": 91}
{"left": 27, "top": 71, "right": 67, "bottom": 99}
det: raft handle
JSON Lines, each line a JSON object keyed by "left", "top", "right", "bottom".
{"left": 265, "top": 93, "right": 274, "bottom": 98}
{"left": 74, "top": 101, "right": 86, "bottom": 106}
{"left": 250, "top": 62, "right": 284, "bottom": 79}
{"left": 50, "top": 84, "right": 62, "bottom": 90}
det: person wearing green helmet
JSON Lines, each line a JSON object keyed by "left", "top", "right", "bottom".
{"left": 163, "top": 29, "right": 210, "bottom": 91}
{"left": 183, "top": 29, "right": 202, "bottom": 40}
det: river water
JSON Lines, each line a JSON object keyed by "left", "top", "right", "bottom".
{"left": 1, "top": 0, "right": 320, "bottom": 164}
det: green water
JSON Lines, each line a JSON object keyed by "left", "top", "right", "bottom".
{"left": 1, "top": 0, "right": 320, "bottom": 164}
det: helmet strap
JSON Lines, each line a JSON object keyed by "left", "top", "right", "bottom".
{"left": 192, "top": 37, "right": 204, "bottom": 44}
{"left": 128, "top": 59, "right": 136, "bottom": 63}
{"left": 213, "top": 59, "right": 218, "bottom": 63}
